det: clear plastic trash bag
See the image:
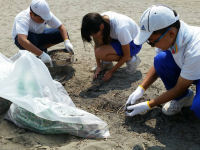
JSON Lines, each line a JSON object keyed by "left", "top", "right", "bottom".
{"left": 0, "top": 51, "right": 110, "bottom": 138}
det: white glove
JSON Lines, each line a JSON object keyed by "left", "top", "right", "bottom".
{"left": 39, "top": 52, "right": 52, "bottom": 63}
{"left": 125, "top": 101, "right": 151, "bottom": 117}
{"left": 126, "top": 85, "right": 145, "bottom": 105}
{"left": 64, "top": 39, "right": 74, "bottom": 54}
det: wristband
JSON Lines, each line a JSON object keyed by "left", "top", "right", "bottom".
{"left": 139, "top": 85, "right": 145, "bottom": 91}
{"left": 64, "top": 38, "right": 69, "bottom": 41}
{"left": 147, "top": 101, "right": 151, "bottom": 109}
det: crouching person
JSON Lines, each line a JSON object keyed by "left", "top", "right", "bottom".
{"left": 12, "top": 0, "right": 74, "bottom": 63}
{"left": 81, "top": 11, "right": 142, "bottom": 81}
{"left": 126, "top": 5, "right": 200, "bottom": 119}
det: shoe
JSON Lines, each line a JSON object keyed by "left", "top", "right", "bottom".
{"left": 126, "top": 56, "right": 141, "bottom": 74}
{"left": 90, "top": 61, "right": 113, "bottom": 72}
{"left": 162, "top": 89, "right": 194, "bottom": 116}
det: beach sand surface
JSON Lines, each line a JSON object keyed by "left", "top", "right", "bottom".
{"left": 0, "top": 0, "right": 200, "bottom": 149}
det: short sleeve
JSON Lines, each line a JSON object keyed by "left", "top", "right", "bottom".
{"left": 117, "top": 27, "right": 132, "bottom": 45}
{"left": 15, "top": 18, "right": 29, "bottom": 36}
{"left": 46, "top": 12, "right": 62, "bottom": 28}
{"left": 180, "top": 55, "right": 200, "bottom": 80}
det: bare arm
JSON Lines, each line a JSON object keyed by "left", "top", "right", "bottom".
{"left": 93, "top": 37, "right": 104, "bottom": 68}
{"left": 18, "top": 34, "right": 42, "bottom": 56}
{"left": 149, "top": 76, "right": 193, "bottom": 107}
{"left": 58, "top": 24, "right": 69, "bottom": 40}
{"left": 141, "top": 66, "right": 158, "bottom": 90}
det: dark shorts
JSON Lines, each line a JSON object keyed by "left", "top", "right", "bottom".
{"left": 111, "top": 39, "right": 142, "bottom": 57}
{"left": 14, "top": 28, "right": 63, "bottom": 52}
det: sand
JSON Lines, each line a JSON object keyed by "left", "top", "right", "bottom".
{"left": 1, "top": 0, "right": 200, "bottom": 149}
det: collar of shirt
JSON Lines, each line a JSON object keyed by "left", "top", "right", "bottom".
{"left": 169, "top": 21, "right": 192, "bottom": 55}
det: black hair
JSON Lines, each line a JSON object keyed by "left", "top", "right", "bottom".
{"left": 153, "top": 9, "right": 180, "bottom": 34}
{"left": 81, "top": 13, "right": 110, "bottom": 44}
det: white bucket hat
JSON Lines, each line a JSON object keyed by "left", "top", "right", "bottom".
{"left": 134, "top": 5, "right": 179, "bottom": 45}
{"left": 30, "top": 0, "right": 52, "bottom": 21}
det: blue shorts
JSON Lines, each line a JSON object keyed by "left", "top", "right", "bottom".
{"left": 111, "top": 39, "right": 142, "bottom": 57}
{"left": 154, "top": 50, "right": 200, "bottom": 119}
{"left": 14, "top": 28, "right": 63, "bottom": 52}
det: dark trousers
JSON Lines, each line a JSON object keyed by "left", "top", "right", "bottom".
{"left": 154, "top": 50, "right": 200, "bottom": 119}
{"left": 15, "top": 28, "right": 63, "bottom": 52}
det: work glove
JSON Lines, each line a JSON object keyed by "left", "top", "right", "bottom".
{"left": 126, "top": 85, "right": 145, "bottom": 106}
{"left": 64, "top": 39, "right": 74, "bottom": 55}
{"left": 125, "top": 101, "right": 151, "bottom": 117}
{"left": 39, "top": 52, "right": 52, "bottom": 63}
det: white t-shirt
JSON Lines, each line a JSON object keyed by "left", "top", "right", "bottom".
{"left": 101, "top": 11, "right": 139, "bottom": 45}
{"left": 12, "top": 8, "right": 62, "bottom": 40}
{"left": 156, "top": 21, "right": 200, "bottom": 80}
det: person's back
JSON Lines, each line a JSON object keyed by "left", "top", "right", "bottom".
{"left": 101, "top": 11, "right": 139, "bottom": 45}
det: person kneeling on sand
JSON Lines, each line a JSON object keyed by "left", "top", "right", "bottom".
{"left": 125, "top": 4, "right": 200, "bottom": 119}
{"left": 12, "top": 0, "right": 74, "bottom": 64}
{"left": 81, "top": 11, "right": 142, "bottom": 81}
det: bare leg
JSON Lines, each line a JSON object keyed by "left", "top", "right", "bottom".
{"left": 95, "top": 44, "right": 120, "bottom": 62}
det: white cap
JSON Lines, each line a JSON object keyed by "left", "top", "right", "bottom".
{"left": 134, "top": 5, "right": 179, "bottom": 45}
{"left": 30, "top": 0, "right": 52, "bottom": 21}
